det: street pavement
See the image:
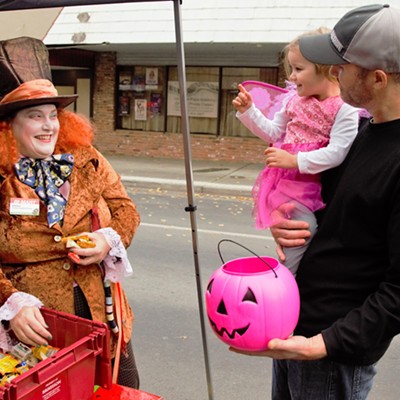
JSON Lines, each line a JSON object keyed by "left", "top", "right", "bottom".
{"left": 106, "top": 154, "right": 263, "bottom": 197}
{"left": 107, "top": 154, "right": 400, "bottom": 399}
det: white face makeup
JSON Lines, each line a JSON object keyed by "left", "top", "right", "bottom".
{"left": 10, "top": 104, "right": 60, "bottom": 159}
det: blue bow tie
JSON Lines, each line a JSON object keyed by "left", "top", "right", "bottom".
{"left": 15, "top": 154, "right": 74, "bottom": 227}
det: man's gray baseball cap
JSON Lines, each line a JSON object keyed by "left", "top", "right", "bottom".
{"left": 299, "top": 4, "right": 400, "bottom": 72}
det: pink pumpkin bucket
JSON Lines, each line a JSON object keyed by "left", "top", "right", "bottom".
{"left": 205, "top": 239, "right": 300, "bottom": 351}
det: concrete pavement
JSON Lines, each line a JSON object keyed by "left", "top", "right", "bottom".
{"left": 106, "top": 155, "right": 263, "bottom": 196}
{"left": 107, "top": 154, "right": 400, "bottom": 400}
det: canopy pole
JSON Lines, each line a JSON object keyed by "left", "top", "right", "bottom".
{"left": 173, "top": 1, "right": 214, "bottom": 399}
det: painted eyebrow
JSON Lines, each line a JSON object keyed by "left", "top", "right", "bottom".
{"left": 25, "top": 108, "right": 58, "bottom": 115}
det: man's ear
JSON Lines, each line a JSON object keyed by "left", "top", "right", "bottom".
{"left": 373, "top": 69, "right": 388, "bottom": 89}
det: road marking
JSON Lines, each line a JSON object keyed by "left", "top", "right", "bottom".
{"left": 140, "top": 222, "right": 275, "bottom": 241}
{"left": 121, "top": 175, "right": 252, "bottom": 192}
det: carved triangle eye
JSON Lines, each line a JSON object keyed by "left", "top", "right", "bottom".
{"left": 207, "top": 279, "right": 214, "bottom": 293}
{"left": 242, "top": 288, "right": 257, "bottom": 304}
{"left": 217, "top": 299, "right": 228, "bottom": 315}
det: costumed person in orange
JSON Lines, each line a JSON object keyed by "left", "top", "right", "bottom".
{"left": 0, "top": 37, "right": 140, "bottom": 388}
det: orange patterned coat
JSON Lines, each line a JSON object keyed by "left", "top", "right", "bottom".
{"left": 0, "top": 145, "right": 140, "bottom": 353}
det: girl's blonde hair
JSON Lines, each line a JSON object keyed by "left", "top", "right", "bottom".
{"left": 282, "top": 27, "right": 337, "bottom": 83}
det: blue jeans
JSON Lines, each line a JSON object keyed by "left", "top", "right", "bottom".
{"left": 272, "top": 359, "right": 377, "bottom": 400}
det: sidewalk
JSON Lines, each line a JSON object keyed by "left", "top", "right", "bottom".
{"left": 106, "top": 155, "right": 263, "bottom": 197}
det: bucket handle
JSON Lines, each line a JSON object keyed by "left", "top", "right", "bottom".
{"left": 217, "top": 239, "right": 278, "bottom": 278}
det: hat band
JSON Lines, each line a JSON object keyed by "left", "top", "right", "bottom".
{"left": 0, "top": 79, "right": 58, "bottom": 105}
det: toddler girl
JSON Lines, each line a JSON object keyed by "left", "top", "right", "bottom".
{"left": 233, "top": 28, "right": 360, "bottom": 275}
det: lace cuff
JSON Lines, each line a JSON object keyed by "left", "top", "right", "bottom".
{"left": 0, "top": 292, "right": 43, "bottom": 352}
{"left": 97, "top": 227, "right": 133, "bottom": 282}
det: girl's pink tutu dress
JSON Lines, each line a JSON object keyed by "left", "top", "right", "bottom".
{"left": 252, "top": 94, "right": 344, "bottom": 228}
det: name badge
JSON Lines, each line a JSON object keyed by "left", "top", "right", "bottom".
{"left": 10, "top": 198, "right": 40, "bottom": 216}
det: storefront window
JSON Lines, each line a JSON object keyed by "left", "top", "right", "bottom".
{"left": 116, "top": 65, "right": 279, "bottom": 137}
{"left": 167, "top": 66, "right": 219, "bottom": 135}
{"left": 116, "top": 66, "right": 166, "bottom": 131}
{"left": 220, "top": 67, "right": 279, "bottom": 137}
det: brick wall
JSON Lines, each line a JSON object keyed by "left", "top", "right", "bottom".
{"left": 94, "top": 130, "right": 268, "bottom": 163}
{"left": 92, "top": 51, "right": 269, "bottom": 164}
{"left": 93, "top": 51, "right": 116, "bottom": 133}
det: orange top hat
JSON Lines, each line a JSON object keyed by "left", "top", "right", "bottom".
{"left": 0, "top": 36, "right": 77, "bottom": 118}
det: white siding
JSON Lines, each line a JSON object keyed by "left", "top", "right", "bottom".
{"left": 44, "top": 0, "right": 400, "bottom": 45}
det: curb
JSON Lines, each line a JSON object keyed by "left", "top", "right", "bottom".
{"left": 121, "top": 175, "right": 252, "bottom": 196}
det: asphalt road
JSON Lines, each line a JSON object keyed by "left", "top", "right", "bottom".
{"left": 122, "top": 186, "right": 400, "bottom": 400}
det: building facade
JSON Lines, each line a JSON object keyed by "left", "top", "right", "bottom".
{"left": 5, "top": 1, "right": 397, "bottom": 162}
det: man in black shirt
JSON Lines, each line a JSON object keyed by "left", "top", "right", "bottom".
{"left": 232, "top": 4, "right": 400, "bottom": 399}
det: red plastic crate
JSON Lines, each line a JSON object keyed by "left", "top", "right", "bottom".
{"left": 93, "top": 384, "right": 164, "bottom": 399}
{"left": 0, "top": 387, "right": 9, "bottom": 400}
{"left": 1, "top": 307, "right": 112, "bottom": 400}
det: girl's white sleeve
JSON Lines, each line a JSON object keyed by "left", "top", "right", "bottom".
{"left": 236, "top": 103, "right": 289, "bottom": 144}
{"left": 297, "top": 103, "right": 359, "bottom": 174}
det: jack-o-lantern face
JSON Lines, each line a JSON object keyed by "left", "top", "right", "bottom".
{"left": 207, "top": 280, "right": 256, "bottom": 339}
{"left": 205, "top": 255, "right": 300, "bottom": 351}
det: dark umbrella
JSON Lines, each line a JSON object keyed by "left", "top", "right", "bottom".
{"left": 0, "top": 1, "right": 214, "bottom": 399}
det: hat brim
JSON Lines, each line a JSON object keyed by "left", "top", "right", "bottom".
{"left": 0, "top": 95, "right": 78, "bottom": 119}
{"left": 299, "top": 33, "right": 348, "bottom": 66}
